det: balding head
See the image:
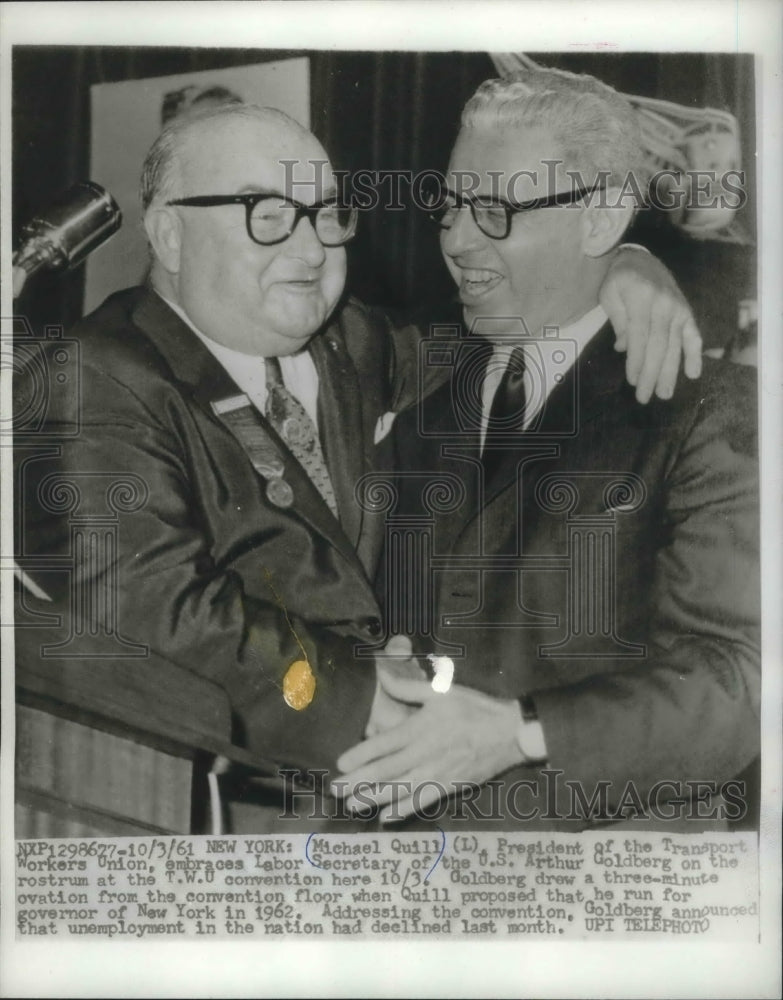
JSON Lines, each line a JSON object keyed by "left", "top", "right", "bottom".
{"left": 140, "top": 104, "right": 318, "bottom": 211}
{"left": 141, "top": 104, "right": 348, "bottom": 357}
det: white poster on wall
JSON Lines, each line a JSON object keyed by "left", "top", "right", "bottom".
{"left": 85, "top": 57, "right": 310, "bottom": 312}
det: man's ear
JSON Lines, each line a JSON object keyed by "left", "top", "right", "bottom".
{"left": 143, "top": 206, "right": 182, "bottom": 274}
{"left": 580, "top": 191, "right": 635, "bottom": 258}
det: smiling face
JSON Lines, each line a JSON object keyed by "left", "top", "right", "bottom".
{"left": 154, "top": 115, "right": 347, "bottom": 356}
{"left": 442, "top": 124, "right": 602, "bottom": 339}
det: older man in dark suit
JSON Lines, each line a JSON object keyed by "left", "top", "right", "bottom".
{"left": 337, "top": 69, "right": 759, "bottom": 830}
{"left": 15, "top": 107, "right": 396, "bottom": 790}
{"left": 15, "top": 101, "right": 707, "bottom": 829}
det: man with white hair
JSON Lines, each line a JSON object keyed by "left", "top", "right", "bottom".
{"left": 337, "top": 69, "right": 759, "bottom": 831}
{"left": 16, "top": 99, "right": 706, "bottom": 828}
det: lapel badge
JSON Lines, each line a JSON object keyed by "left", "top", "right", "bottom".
{"left": 211, "top": 394, "right": 294, "bottom": 507}
{"left": 266, "top": 476, "right": 294, "bottom": 508}
{"left": 211, "top": 393, "right": 252, "bottom": 415}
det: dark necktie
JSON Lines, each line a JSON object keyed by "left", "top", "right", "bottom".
{"left": 483, "top": 344, "right": 528, "bottom": 480}
{"left": 264, "top": 356, "right": 339, "bottom": 517}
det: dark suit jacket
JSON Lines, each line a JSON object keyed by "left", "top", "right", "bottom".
{"left": 14, "top": 286, "right": 419, "bottom": 781}
{"left": 391, "top": 321, "right": 760, "bottom": 827}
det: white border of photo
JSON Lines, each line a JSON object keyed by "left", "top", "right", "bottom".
{"left": 1, "top": 2, "right": 780, "bottom": 998}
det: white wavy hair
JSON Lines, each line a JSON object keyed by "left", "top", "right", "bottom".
{"left": 461, "top": 68, "right": 649, "bottom": 191}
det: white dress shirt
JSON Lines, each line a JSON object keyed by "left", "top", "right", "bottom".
{"left": 158, "top": 293, "right": 321, "bottom": 426}
{"left": 480, "top": 304, "right": 608, "bottom": 451}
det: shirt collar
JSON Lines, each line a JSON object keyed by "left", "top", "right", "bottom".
{"left": 491, "top": 303, "right": 608, "bottom": 361}
{"left": 557, "top": 303, "right": 609, "bottom": 357}
{"left": 153, "top": 291, "right": 320, "bottom": 425}
{"left": 155, "top": 291, "right": 266, "bottom": 372}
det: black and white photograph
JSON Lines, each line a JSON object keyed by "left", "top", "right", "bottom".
{"left": 1, "top": 2, "right": 781, "bottom": 997}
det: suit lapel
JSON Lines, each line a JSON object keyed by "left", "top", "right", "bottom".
{"left": 410, "top": 338, "right": 489, "bottom": 554}
{"left": 131, "top": 286, "right": 240, "bottom": 402}
{"left": 462, "top": 322, "right": 628, "bottom": 536}
{"left": 445, "top": 339, "right": 490, "bottom": 544}
{"left": 130, "top": 288, "right": 367, "bottom": 574}
{"left": 309, "top": 321, "right": 365, "bottom": 551}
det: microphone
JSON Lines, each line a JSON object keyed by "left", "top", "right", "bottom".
{"left": 11, "top": 181, "right": 123, "bottom": 599}
{"left": 13, "top": 181, "right": 122, "bottom": 293}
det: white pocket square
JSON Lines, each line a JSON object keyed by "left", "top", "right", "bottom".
{"left": 374, "top": 411, "right": 398, "bottom": 444}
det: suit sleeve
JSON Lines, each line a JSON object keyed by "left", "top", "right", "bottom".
{"left": 360, "top": 304, "right": 454, "bottom": 413}
{"left": 16, "top": 359, "right": 375, "bottom": 778}
{"left": 533, "top": 375, "right": 760, "bottom": 805}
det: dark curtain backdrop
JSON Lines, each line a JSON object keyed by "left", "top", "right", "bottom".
{"left": 13, "top": 48, "right": 755, "bottom": 348}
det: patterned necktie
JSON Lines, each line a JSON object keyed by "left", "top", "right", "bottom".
{"left": 483, "top": 344, "right": 528, "bottom": 481}
{"left": 264, "top": 356, "right": 339, "bottom": 517}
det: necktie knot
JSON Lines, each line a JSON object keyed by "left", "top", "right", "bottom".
{"left": 488, "top": 344, "right": 528, "bottom": 431}
{"left": 264, "top": 354, "right": 284, "bottom": 390}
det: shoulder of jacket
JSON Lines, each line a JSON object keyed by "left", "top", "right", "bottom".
{"left": 327, "top": 295, "right": 393, "bottom": 359}
{"left": 64, "top": 287, "right": 175, "bottom": 383}
{"left": 673, "top": 355, "right": 756, "bottom": 420}
{"left": 334, "top": 295, "right": 389, "bottom": 333}
{"left": 653, "top": 356, "right": 758, "bottom": 458}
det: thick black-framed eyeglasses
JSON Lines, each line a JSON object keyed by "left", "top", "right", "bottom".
{"left": 420, "top": 178, "right": 604, "bottom": 240}
{"left": 166, "top": 193, "right": 359, "bottom": 247}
